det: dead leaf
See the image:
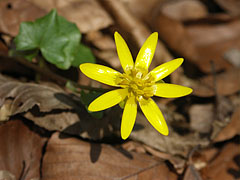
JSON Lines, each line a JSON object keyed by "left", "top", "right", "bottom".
{"left": 86, "top": 31, "right": 116, "bottom": 51}
{"left": 151, "top": 13, "right": 239, "bottom": 73}
{"left": 0, "top": 170, "right": 16, "bottom": 180}
{"left": 215, "top": 0, "right": 240, "bottom": 15}
{"left": 120, "top": 0, "right": 161, "bottom": 22}
{"left": 42, "top": 132, "right": 178, "bottom": 180}
{"left": 0, "top": 41, "right": 8, "bottom": 56}
{"left": 160, "top": 0, "right": 208, "bottom": 21}
{"left": 0, "top": 0, "right": 46, "bottom": 36}
{"left": 151, "top": 12, "right": 199, "bottom": 62}
{"left": 99, "top": 0, "right": 173, "bottom": 65}
{"left": 0, "top": 74, "right": 118, "bottom": 140}
{"left": 189, "top": 104, "right": 214, "bottom": 134}
{"left": 0, "top": 74, "right": 72, "bottom": 117}
{"left": 214, "top": 106, "right": 240, "bottom": 142}
{"left": 183, "top": 165, "right": 202, "bottom": 180}
{"left": 0, "top": 119, "right": 47, "bottom": 180}
{"left": 192, "top": 68, "right": 240, "bottom": 97}
{"left": 130, "top": 111, "right": 210, "bottom": 157}
{"left": 201, "top": 143, "right": 240, "bottom": 180}
{"left": 29, "top": 0, "right": 113, "bottom": 33}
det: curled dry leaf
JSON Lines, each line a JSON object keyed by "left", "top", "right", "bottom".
{"left": 130, "top": 111, "right": 210, "bottom": 157}
{"left": 214, "top": 106, "right": 240, "bottom": 142}
{"left": 201, "top": 143, "right": 240, "bottom": 180}
{"left": 215, "top": 0, "right": 240, "bottom": 15}
{"left": 0, "top": 0, "right": 113, "bottom": 37}
{"left": 0, "top": 119, "right": 47, "bottom": 180}
{"left": 0, "top": 0, "right": 46, "bottom": 36}
{"left": 0, "top": 74, "right": 117, "bottom": 140}
{"left": 42, "top": 132, "right": 177, "bottom": 180}
{"left": 192, "top": 68, "right": 240, "bottom": 97}
{"left": 160, "top": 0, "right": 208, "bottom": 21}
{"left": 99, "top": 0, "right": 173, "bottom": 65}
{"left": 29, "top": 0, "right": 113, "bottom": 33}
{"left": 0, "top": 74, "right": 72, "bottom": 117}
{"left": 151, "top": 12, "right": 239, "bottom": 73}
{"left": 120, "top": 0, "right": 161, "bottom": 21}
{"left": 189, "top": 104, "right": 214, "bottom": 134}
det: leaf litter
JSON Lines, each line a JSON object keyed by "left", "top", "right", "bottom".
{"left": 0, "top": 0, "right": 240, "bottom": 179}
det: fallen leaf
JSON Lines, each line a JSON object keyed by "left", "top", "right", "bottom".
{"left": 130, "top": 111, "right": 210, "bottom": 157}
{"left": 160, "top": 0, "right": 208, "bottom": 21}
{"left": 99, "top": 0, "right": 173, "bottom": 65}
{"left": 120, "top": 0, "right": 161, "bottom": 21}
{"left": 151, "top": 13, "right": 239, "bottom": 73}
{"left": 0, "top": 0, "right": 46, "bottom": 36}
{"left": 201, "top": 143, "right": 240, "bottom": 180}
{"left": 0, "top": 119, "right": 47, "bottom": 180}
{"left": 29, "top": 0, "right": 113, "bottom": 33}
{"left": 183, "top": 165, "right": 202, "bottom": 180}
{"left": 0, "top": 170, "right": 16, "bottom": 180}
{"left": 189, "top": 104, "right": 214, "bottom": 134}
{"left": 42, "top": 132, "right": 178, "bottom": 180}
{"left": 214, "top": 106, "right": 240, "bottom": 142}
{"left": 192, "top": 68, "right": 240, "bottom": 97}
{"left": 0, "top": 74, "right": 118, "bottom": 140}
{"left": 215, "top": 0, "right": 240, "bottom": 15}
{"left": 0, "top": 74, "right": 72, "bottom": 117}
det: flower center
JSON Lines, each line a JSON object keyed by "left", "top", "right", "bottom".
{"left": 116, "top": 68, "right": 155, "bottom": 100}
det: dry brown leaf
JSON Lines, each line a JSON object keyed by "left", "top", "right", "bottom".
{"left": 42, "top": 132, "right": 177, "bottom": 180}
{"left": 189, "top": 104, "right": 214, "bottom": 133}
{"left": 0, "top": 119, "right": 47, "bottom": 180}
{"left": 160, "top": 0, "right": 208, "bottom": 21}
{"left": 0, "top": 74, "right": 117, "bottom": 140}
{"left": 0, "top": 0, "right": 46, "bottom": 36}
{"left": 214, "top": 106, "right": 240, "bottom": 142}
{"left": 215, "top": 0, "right": 240, "bottom": 15}
{"left": 151, "top": 13, "right": 239, "bottom": 73}
{"left": 201, "top": 143, "right": 240, "bottom": 180}
{"left": 29, "top": 0, "right": 113, "bottom": 33}
{"left": 192, "top": 68, "right": 240, "bottom": 97}
{"left": 99, "top": 0, "right": 173, "bottom": 65}
{"left": 0, "top": 41, "right": 8, "bottom": 56}
{"left": 0, "top": 74, "right": 72, "bottom": 117}
{"left": 130, "top": 111, "right": 210, "bottom": 157}
{"left": 183, "top": 165, "right": 202, "bottom": 180}
{"left": 151, "top": 12, "right": 198, "bottom": 62}
{"left": 120, "top": 0, "right": 161, "bottom": 21}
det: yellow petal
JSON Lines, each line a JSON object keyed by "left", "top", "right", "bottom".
{"left": 139, "top": 98, "right": 169, "bottom": 136}
{"left": 150, "top": 58, "right": 184, "bottom": 82}
{"left": 154, "top": 83, "right": 192, "bottom": 98}
{"left": 121, "top": 96, "right": 137, "bottom": 140}
{"left": 80, "top": 63, "right": 121, "bottom": 87}
{"left": 88, "top": 89, "right": 128, "bottom": 112}
{"left": 135, "top": 32, "right": 158, "bottom": 72}
{"left": 114, "top": 32, "right": 134, "bottom": 73}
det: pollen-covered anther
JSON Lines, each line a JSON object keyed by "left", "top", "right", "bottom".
{"left": 117, "top": 69, "right": 155, "bottom": 100}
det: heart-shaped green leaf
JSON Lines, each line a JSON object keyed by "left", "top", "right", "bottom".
{"left": 14, "top": 9, "right": 81, "bottom": 69}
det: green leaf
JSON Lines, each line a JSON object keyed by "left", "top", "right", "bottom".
{"left": 14, "top": 9, "right": 81, "bottom": 69}
{"left": 80, "top": 91, "right": 103, "bottom": 119}
{"left": 71, "top": 44, "right": 96, "bottom": 67}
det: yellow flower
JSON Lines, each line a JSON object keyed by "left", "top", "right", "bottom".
{"left": 80, "top": 32, "right": 192, "bottom": 140}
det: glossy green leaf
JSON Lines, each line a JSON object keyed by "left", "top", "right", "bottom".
{"left": 14, "top": 9, "right": 81, "bottom": 69}
{"left": 71, "top": 44, "right": 95, "bottom": 67}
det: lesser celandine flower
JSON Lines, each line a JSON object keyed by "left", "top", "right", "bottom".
{"left": 80, "top": 32, "right": 192, "bottom": 140}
